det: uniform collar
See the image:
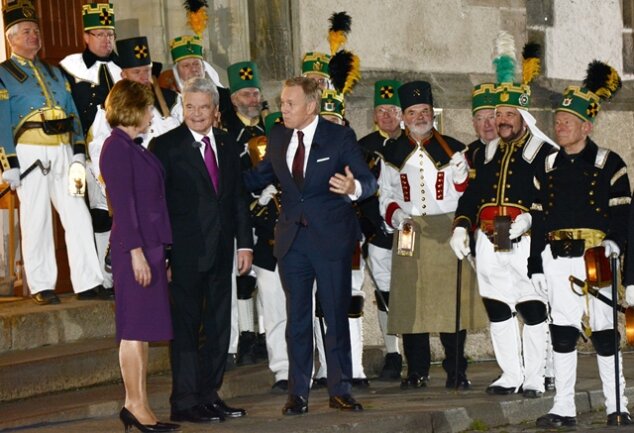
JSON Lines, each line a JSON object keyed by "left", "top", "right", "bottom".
{"left": 499, "top": 128, "right": 530, "bottom": 149}
{"left": 82, "top": 48, "right": 119, "bottom": 69}
{"left": 555, "top": 137, "right": 596, "bottom": 167}
{"left": 11, "top": 53, "right": 36, "bottom": 65}
{"left": 236, "top": 111, "right": 260, "bottom": 127}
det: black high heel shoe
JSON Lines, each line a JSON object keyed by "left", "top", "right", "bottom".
{"left": 119, "top": 407, "right": 180, "bottom": 432}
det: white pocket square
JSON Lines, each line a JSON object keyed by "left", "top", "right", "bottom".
{"left": 316, "top": 157, "right": 330, "bottom": 163}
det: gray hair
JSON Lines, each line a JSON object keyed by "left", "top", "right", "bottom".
{"left": 182, "top": 77, "right": 219, "bottom": 107}
{"left": 5, "top": 22, "right": 22, "bottom": 41}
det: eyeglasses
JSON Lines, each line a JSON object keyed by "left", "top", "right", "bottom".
{"left": 88, "top": 31, "right": 115, "bottom": 40}
{"left": 376, "top": 107, "right": 401, "bottom": 116}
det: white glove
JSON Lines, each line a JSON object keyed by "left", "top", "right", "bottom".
{"left": 257, "top": 184, "right": 278, "bottom": 206}
{"left": 531, "top": 273, "right": 548, "bottom": 298}
{"left": 72, "top": 153, "right": 86, "bottom": 166}
{"left": 601, "top": 239, "right": 620, "bottom": 257}
{"left": 509, "top": 213, "right": 532, "bottom": 240}
{"left": 450, "top": 152, "right": 469, "bottom": 184}
{"left": 2, "top": 168, "right": 20, "bottom": 190}
{"left": 625, "top": 285, "right": 634, "bottom": 307}
{"left": 391, "top": 209, "right": 412, "bottom": 230}
{"left": 449, "top": 227, "right": 471, "bottom": 259}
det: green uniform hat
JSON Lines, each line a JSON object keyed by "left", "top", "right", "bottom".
{"left": 3, "top": 0, "right": 38, "bottom": 31}
{"left": 495, "top": 82, "right": 531, "bottom": 109}
{"left": 374, "top": 80, "right": 401, "bottom": 107}
{"left": 320, "top": 89, "right": 345, "bottom": 120}
{"left": 556, "top": 61, "right": 622, "bottom": 123}
{"left": 264, "top": 112, "right": 284, "bottom": 135}
{"left": 301, "top": 52, "right": 331, "bottom": 78}
{"left": 116, "top": 37, "right": 151, "bottom": 69}
{"left": 227, "top": 61, "right": 261, "bottom": 93}
{"left": 556, "top": 86, "right": 600, "bottom": 122}
{"left": 170, "top": 35, "right": 203, "bottom": 63}
{"left": 472, "top": 83, "right": 497, "bottom": 114}
{"left": 82, "top": 3, "right": 114, "bottom": 31}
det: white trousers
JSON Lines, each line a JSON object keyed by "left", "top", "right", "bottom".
{"left": 543, "top": 246, "right": 628, "bottom": 416}
{"left": 475, "top": 231, "right": 547, "bottom": 391}
{"left": 16, "top": 144, "right": 103, "bottom": 294}
{"left": 253, "top": 265, "right": 289, "bottom": 381}
{"left": 367, "top": 244, "right": 400, "bottom": 354}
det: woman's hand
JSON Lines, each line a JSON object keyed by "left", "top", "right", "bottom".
{"left": 130, "top": 247, "right": 152, "bottom": 287}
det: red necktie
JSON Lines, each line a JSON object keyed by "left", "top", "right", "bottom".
{"left": 202, "top": 136, "right": 219, "bottom": 192}
{"left": 292, "top": 130, "right": 305, "bottom": 187}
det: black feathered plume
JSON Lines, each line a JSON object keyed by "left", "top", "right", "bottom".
{"left": 583, "top": 60, "right": 622, "bottom": 100}
{"left": 183, "top": 0, "right": 208, "bottom": 12}
{"left": 328, "top": 12, "right": 352, "bottom": 55}
{"left": 329, "top": 50, "right": 360, "bottom": 95}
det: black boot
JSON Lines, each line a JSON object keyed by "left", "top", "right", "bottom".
{"left": 236, "top": 331, "right": 257, "bottom": 366}
{"left": 379, "top": 352, "right": 403, "bottom": 380}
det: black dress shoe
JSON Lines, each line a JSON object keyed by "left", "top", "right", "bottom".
{"left": 486, "top": 384, "right": 519, "bottom": 395}
{"left": 607, "top": 412, "right": 633, "bottom": 426}
{"left": 445, "top": 375, "right": 471, "bottom": 389}
{"left": 271, "top": 379, "right": 288, "bottom": 394}
{"left": 536, "top": 413, "right": 576, "bottom": 428}
{"left": 312, "top": 377, "right": 327, "bottom": 389}
{"left": 282, "top": 395, "right": 308, "bottom": 415}
{"left": 522, "top": 389, "right": 543, "bottom": 398}
{"left": 352, "top": 378, "right": 370, "bottom": 388}
{"left": 77, "top": 285, "right": 113, "bottom": 300}
{"left": 400, "top": 373, "right": 429, "bottom": 389}
{"left": 170, "top": 404, "right": 222, "bottom": 423}
{"left": 31, "top": 290, "right": 60, "bottom": 305}
{"left": 207, "top": 399, "right": 246, "bottom": 418}
{"left": 329, "top": 394, "right": 363, "bottom": 411}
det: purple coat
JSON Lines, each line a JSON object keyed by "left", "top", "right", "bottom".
{"left": 100, "top": 127, "right": 173, "bottom": 342}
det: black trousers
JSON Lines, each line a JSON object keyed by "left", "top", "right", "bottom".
{"left": 168, "top": 254, "right": 232, "bottom": 411}
{"left": 402, "top": 330, "right": 467, "bottom": 378}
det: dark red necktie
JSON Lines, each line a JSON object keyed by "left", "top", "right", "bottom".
{"left": 291, "top": 130, "right": 305, "bottom": 187}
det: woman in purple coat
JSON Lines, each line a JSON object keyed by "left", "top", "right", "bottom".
{"left": 100, "top": 80, "right": 178, "bottom": 433}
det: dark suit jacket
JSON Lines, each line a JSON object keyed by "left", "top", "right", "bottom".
{"left": 245, "top": 117, "right": 377, "bottom": 260}
{"left": 150, "top": 123, "right": 253, "bottom": 273}
{"left": 100, "top": 127, "right": 172, "bottom": 252}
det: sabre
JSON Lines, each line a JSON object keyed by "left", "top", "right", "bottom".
{"left": 0, "top": 159, "right": 51, "bottom": 199}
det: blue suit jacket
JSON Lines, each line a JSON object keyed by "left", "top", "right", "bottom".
{"left": 245, "top": 117, "right": 377, "bottom": 260}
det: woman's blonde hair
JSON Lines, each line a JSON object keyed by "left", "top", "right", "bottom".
{"left": 105, "top": 79, "right": 154, "bottom": 127}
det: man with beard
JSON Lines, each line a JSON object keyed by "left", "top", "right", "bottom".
{"left": 450, "top": 80, "right": 557, "bottom": 398}
{"left": 378, "top": 81, "right": 485, "bottom": 390}
{"left": 59, "top": 2, "right": 119, "bottom": 300}
{"left": 357, "top": 80, "right": 403, "bottom": 381}
{"left": 223, "top": 60, "right": 265, "bottom": 367}
{"left": 532, "top": 62, "right": 631, "bottom": 428}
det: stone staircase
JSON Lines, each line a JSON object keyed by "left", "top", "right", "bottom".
{"left": 0, "top": 295, "right": 170, "bottom": 403}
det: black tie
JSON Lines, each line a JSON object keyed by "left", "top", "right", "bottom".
{"left": 292, "top": 131, "right": 305, "bottom": 187}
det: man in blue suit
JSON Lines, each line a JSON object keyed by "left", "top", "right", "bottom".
{"left": 245, "top": 77, "right": 376, "bottom": 415}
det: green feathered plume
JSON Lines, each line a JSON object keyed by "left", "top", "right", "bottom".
{"left": 493, "top": 31, "right": 516, "bottom": 83}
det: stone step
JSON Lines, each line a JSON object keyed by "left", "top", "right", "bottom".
{"left": 0, "top": 336, "right": 168, "bottom": 402}
{"left": 0, "top": 296, "right": 115, "bottom": 353}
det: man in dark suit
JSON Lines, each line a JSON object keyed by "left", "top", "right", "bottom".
{"left": 244, "top": 77, "right": 377, "bottom": 415}
{"left": 150, "top": 77, "right": 253, "bottom": 424}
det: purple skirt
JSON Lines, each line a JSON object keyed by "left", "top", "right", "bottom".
{"left": 112, "top": 244, "right": 173, "bottom": 342}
